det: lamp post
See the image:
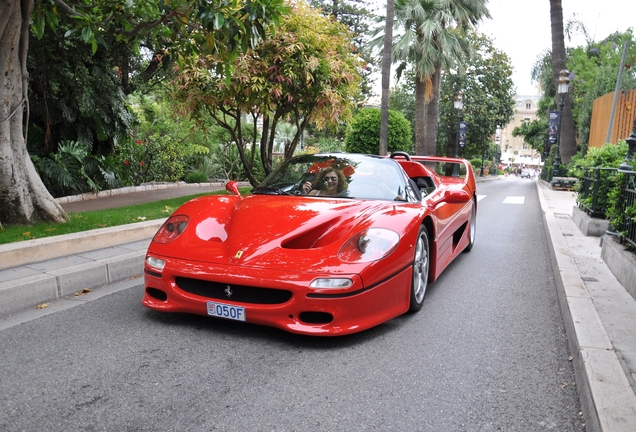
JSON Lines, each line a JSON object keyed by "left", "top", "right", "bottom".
{"left": 453, "top": 90, "right": 463, "bottom": 177}
{"left": 454, "top": 90, "right": 463, "bottom": 158}
{"left": 553, "top": 69, "right": 570, "bottom": 173}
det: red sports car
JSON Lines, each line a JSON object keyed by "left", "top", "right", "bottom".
{"left": 142, "top": 152, "right": 477, "bottom": 335}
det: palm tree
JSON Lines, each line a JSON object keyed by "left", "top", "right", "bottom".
{"left": 379, "top": 0, "right": 395, "bottom": 156}
{"left": 275, "top": 122, "right": 298, "bottom": 154}
{"left": 549, "top": 0, "right": 576, "bottom": 165}
{"left": 390, "top": 0, "right": 489, "bottom": 155}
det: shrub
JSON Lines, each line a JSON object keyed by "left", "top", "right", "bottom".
{"left": 113, "top": 138, "right": 189, "bottom": 185}
{"left": 345, "top": 108, "right": 412, "bottom": 155}
{"left": 119, "top": 93, "right": 212, "bottom": 185}
{"left": 570, "top": 141, "right": 628, "bottom": 229}
{"left": 185, "top": 171, "right": 209, "bottom": 183}
{"left": 31, "top": 141, "right": 119, "bottom": 197}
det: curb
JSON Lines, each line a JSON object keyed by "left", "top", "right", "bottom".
{"left": 537, "top": 182, "right": 636, "bottom": 432}
{"left": 0, "top": 243, "right": 148, "bottom": 317}
{"left": 0, "top": 219, "right": 164, "bottom": 271}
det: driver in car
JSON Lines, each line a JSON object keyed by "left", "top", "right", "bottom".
{"left": 302, "top": 168, "right": 348, "bottom": 196}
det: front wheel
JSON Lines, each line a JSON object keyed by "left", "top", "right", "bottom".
{"left": 409, "top": 225, "right": 430, "bottom": 312}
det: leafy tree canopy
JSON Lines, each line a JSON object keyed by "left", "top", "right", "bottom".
{"left": 528, "top": 29, "right": 636, "bottom": 155}
{"left": 27, "top": 18, "right": 134, "bottom": 157}
{"left": 307, "top": 0, "right": 376, "bottom": 99}
{"left": 32, "top": 0, "right": 287, "bottom": 73}
{"left": 438, "top": 31, "right": 515, "bottom": 159}
{"left": 173, "top": 1, "right": 362, "bottom": 185}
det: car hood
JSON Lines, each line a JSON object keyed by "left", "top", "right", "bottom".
{"left": 149, "top": 194, "right": 417, "bottom": 272}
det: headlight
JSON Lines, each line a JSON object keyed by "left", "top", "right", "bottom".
{"left": 338, "top": 228, "right": 399, "bottom": 263}
{"left": 153, "top": 215, "right": 189, "bottom": 244}
{"left": 310, "top": 278, "right": 353, "bottom": 289}
{"left": 145, "top": 256, "right": 166, "bottom": 271}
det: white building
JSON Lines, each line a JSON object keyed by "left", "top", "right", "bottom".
{"left": 498, "top": 95, "right": 542, "bottom": 166}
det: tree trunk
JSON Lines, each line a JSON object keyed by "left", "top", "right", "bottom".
{"left": 414, "top": 75, "right": 426, "bottom": 155}
{"left": 0, "top": 0, "right": 68, "bottom": 225}
{"left": 549, "top": 0, "right": 576, "bottom": 164}
{"left": 423, "top": 65, "right": 442, "bottom": 156}
{"left": 379, "top": 0, "right": 394, "bottom": 156}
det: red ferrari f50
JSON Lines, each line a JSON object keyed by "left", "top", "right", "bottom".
{"left": 142, "top": 152, "right": 477, "bottom": 335}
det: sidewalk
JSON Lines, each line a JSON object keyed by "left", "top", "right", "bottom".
{"left": 538, "top": 180, "right": 636, "bottom": 432}
{"left": 1, "top": 179, "right": 635, "bottom": 431}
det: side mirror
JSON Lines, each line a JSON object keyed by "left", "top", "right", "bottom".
{"left": 225, "top": 181, "right": 241, "bottom": 196}
{"left": 444, "top": 189, "right": 471, "bottom": 204}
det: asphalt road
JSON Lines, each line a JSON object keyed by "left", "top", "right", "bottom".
{"left": 0, "top": 177, "right": 585, "bottom": 431}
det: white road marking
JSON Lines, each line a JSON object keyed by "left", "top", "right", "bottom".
{"left": 503, "top": 196, "right": 525, "bottom": 204}
{"left": 477, "top": 195, "right": 486, "bottom": 201}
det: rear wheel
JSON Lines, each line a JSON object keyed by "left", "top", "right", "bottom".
{"left": 409, "top": 225, "right": 430, "bottom": 312}
{"left": 464, "top": 199, "right": 476, "bottom": 252}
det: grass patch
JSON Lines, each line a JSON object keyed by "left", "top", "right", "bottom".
{"left": 0, "top": 188, "right": 251, "bottom": 245}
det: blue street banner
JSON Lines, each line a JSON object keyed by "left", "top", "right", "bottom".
{"left": 548, "top": 111, "right": 560, "bottom": 144}
{"left": 459, "top": 121, "right": 467, "bottom": 148}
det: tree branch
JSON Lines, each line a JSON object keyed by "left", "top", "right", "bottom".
{"left": 51, "top": 0, "right": 81, "bottom": 17}
{"left": 116, "top": 10, "right": 182, "bottom": 38}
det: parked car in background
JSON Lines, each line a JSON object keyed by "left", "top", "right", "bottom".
{"left": 521, "top": 169, "right": 531, "bottom": 178}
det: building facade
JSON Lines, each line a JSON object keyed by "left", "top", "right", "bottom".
{"left": 497, "top": 94, "right": 541, "bottom": 166}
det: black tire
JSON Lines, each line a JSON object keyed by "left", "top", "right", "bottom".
{"left": 409, "top": 225, "right": 430, "bottom": 312}
{"left": 463, "top": 199, "right": 476, "bottom": 252}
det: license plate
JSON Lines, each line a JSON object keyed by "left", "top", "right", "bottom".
{"left": 206, "top": 301, "right": 246, "bottom": 322}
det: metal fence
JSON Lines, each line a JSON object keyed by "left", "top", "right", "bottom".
{"left": 576, "top": 167, "right": 619, "bottom": 218}
{"left": 613, "top": 169, "right": 636, "bottom": 249}
{"left": 578, "top": 166, "right": 636, "bottom": 248}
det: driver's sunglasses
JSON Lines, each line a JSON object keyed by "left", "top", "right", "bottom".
{"left": 324, "top": 176, "right": 338, "bottom": 182}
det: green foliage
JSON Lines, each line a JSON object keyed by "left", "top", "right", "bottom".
{"left": 345, "top": 108, "right": 412, "bottom": 154}
{"left": 530, "top": 30, "right": 636, "bottom": 154}
{"left": 114, "top": 138, "right": 186, "bottom": 185}
{"left": 437, "top": 31, "right": 515, "bottom": 159}
{"left": 626, "top": 203, "right": 636, "bottom": 228}
{"left": 213, "top": 144, "right": 253, "bottom": 181}
{"left": 307, "top": 0, "right": 376, "bottom": 102}
{"left": 389, "top": 80, "right": 416, "bottom": 146}
{"left": 174, "top": 2, "right": 362, "bottom": 185}
{"left": 571, "top": 141, "right": 628, "bottom": 170}
{"left": 32, "top": 0, "right": 286, "bottom": 68}
{"left": 469, "top": 158, "right": 482, "bottom": 170}
{"left": 31, "top": 141, "right": 118, "bottom": 198}
{"left": 383, "top": 0, "right": 489, "bottom": 82}
{"left": 570, "top": 141, "right": 628, "bottom": 227}
{"left": 185, "top": 171, "right": 209, "bottom": 183}
{"left": 27, "top": 20, "right": 135, "bottom": 157}
{"left": 308, "top": 137, "right": 347, "bottom": 153}
{"left": 115, "top": 93, "right": 216, "bottom": 185}
{"left": 568, "top": 31, "right": 636, "bottom": 151}
{"left": 512, "top": 119, "right": 549, "bottom": 153}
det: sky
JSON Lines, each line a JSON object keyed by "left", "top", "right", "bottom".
{"left": 478, "top": 0, "right": 636, "bottom": 95}
{"left": 371, "top": 0, "right": 636, "bottom": 97}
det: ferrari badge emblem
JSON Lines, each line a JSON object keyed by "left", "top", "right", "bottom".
{"left": 225, "top": 285, "right": 233, "bottom": 298}
{"left": 234, "top": 250, "right": 244, "bottom": 259}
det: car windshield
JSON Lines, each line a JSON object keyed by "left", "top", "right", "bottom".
{"left": 253, "top": 154, "right": 411, "bottom": 201}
